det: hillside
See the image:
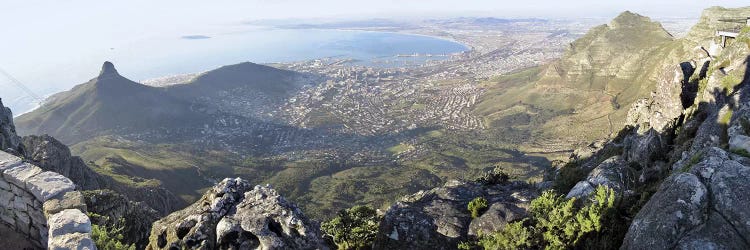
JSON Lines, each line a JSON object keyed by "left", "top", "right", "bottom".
{"left": 167, "top": 62, "right": 313, "bottom": 120}
{"left": 15, "top": 62, "right": 204, "bottom": 144}
{"left": 475, "top": 11, "right": 695, "bottom": 157}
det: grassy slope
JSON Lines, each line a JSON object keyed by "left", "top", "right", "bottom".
{"left": 474, "top": 11, "right": 680, "bottom": 157}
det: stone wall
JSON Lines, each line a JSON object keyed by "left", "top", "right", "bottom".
{"left": 0, "top": 151, "right": 95, "bottom": 249}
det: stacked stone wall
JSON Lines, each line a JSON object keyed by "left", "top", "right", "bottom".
{"left": 0, "top": 151, "right": 95, "bottom": 249}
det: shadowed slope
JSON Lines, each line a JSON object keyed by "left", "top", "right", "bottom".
{"left": 16, "top": 62, "right": 203, "bottom": 144}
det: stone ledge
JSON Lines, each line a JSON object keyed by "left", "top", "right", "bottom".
{"left": 0, "top": 151, "right": 21, "bottom": 170}
{"left": 0, "top": 151, "right": 95, "bottom": 249}
{"left": 44, "top": 191, "right": 87, "bottom": 217}
{"left": 48, "top": 209, "right": 91, "bottom": 238}
{"left": 2, "top": 163, "right": 42, "bottom": 188}
{"left": 26, "top": 172, "right": 76, "bottom": 202}
{"left": 49, "top": 232, "right": 96, "bottom": 250}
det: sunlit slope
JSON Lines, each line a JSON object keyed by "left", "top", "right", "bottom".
{"left": 475, "top": 11, "right": 693, "bottom": 153}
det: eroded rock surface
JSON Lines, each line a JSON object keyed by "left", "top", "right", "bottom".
{"left": 623, "top": 148, "right": 750, "bottom": 249}
{"left": 147, "top": 178, "right": 327, "bottom": 250}
{"left": 373, "top": 180, "right": 535, "bottom": 250}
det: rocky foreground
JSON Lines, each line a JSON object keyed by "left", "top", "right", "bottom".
{"left": 146, "top": 178, "right": 327, "bottom": 250}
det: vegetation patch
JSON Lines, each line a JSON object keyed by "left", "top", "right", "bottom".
{"left": 468, "top": 197, "right": 489, "bottom": 218}
{"left": 89, "top": 214, "right": 136, "bottom": 250}
{"left": 463, "top": 186, "right": 619, "bottom": 250}
{"left": 730, "top": 148, "right": 750, "bottom": 158}
{"left": 321, "top": 205, "right": 381, "bottom": 250}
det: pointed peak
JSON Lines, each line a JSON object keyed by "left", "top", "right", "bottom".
{"left": 99, "top": 61, "right": 119, "bottom": 77}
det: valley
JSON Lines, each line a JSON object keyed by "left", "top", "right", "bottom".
{"left": 14, "top": 16, "right": 696, "bottom": 220}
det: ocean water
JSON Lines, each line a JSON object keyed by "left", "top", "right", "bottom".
{"left": 1, "top": 28, "right": 467, "bottom": 114}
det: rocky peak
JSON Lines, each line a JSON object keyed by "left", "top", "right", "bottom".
{"left": 98, "top": 61, "right": 119, "bottom": 77}
{"left": 147, "top": 178, "right": 328, "bottom": 250}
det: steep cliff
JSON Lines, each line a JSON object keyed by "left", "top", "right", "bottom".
{"left": 0, "top": 98, "right": 23, "bottom": 155}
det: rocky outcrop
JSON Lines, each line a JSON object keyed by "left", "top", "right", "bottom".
{"left": 23, "top": 135, "right": 108, "bottom": 190}
{"left": 21, "top": 134, "right": 183, "bottom": 215}
{"left": 0, "top": 151, "right": 95, "bottom": 249}
{"left": 557, "top": 7, "right": 750, "bottom": 249}
{"left": 0, "top": 98, "right": 23, "bottom": 155}
{"left": 566, "top": 156, "right": 635, "bottom": 198}
{"left": 373, "top": 180, "right": 535, "bottom": 250}
{"left": 622, "top": 148, "right": 750, "bottom": 249}
{"left": 147, "top": 178, "right": 327, "bottom": 250}
{"left": 84, "top": 189, "right": 161, "bottom": 249}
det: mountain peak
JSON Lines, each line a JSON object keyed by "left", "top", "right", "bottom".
{"left": 99, "top": 61, "right": 119, "bottom": 77}
{"left": 610, "top": 11, "right": 652, "bottom": 28}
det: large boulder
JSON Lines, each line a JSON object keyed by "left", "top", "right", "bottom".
{"left": 622, "top": 148, "right": 750, "bottom": 249}
{"left": 146, "top": 178, "right": 327, "bottom": 250}
{"left": 566, "top": 156, "right": 635, "bottom": 199}
{"left": 373, "top": 180, "right": 535, "bottom": 250}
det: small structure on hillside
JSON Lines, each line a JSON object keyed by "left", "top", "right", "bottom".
{"left": 716, "top": 17, "right": 750, "bottom": 47}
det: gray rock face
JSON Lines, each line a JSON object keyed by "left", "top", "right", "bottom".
{"left": 26, "top": 171, "right": 76, "bottom": 201}
{"left": 22, "top": 135, "right": 107, "bottom": 190}
{"left": 48, "top": 209, "right": 92, "bottom": 238}
{"left": 622, "top": 148, "right": 750, "bottom": 249}
{"left": 621, "top": 173, "right": 708, "bottom": 249}
{"left": 48, "top": 232, "right": 96, "bottom": 250}
{"left": 566, "top": 156, "right": 635, "bottom": 199}
{"left": 147, "top": 178, "right": 327, "bottom": 250}
{"left": 373, "top": 180, "right": 535, "bottom": 250}
{"left": 467, "top": 203, "right": 526, "bottom": 237}
{"left": 0, "top": 98, "right": 22, "bottom": 155}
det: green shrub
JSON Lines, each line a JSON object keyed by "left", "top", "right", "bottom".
{"left": 476, "top": 167, "right": 510, "bottom": 185}
{"left": 321, "top": 205, "right": 381, "bottom": 250}
{"left": 468, "top": 197, "right": 489, "bottom": 218}
{"left": 477, "top": 220, "right": 534, "bottom": 250}
{"left": 90, "top": 220, "right": 135, "bottom": 250}
{"left": 472, "top": 186, "right": 617, "bottom": 250}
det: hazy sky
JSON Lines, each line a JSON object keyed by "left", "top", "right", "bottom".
{"left": 1, "top": 1, "right": 748, "bottom": 113}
